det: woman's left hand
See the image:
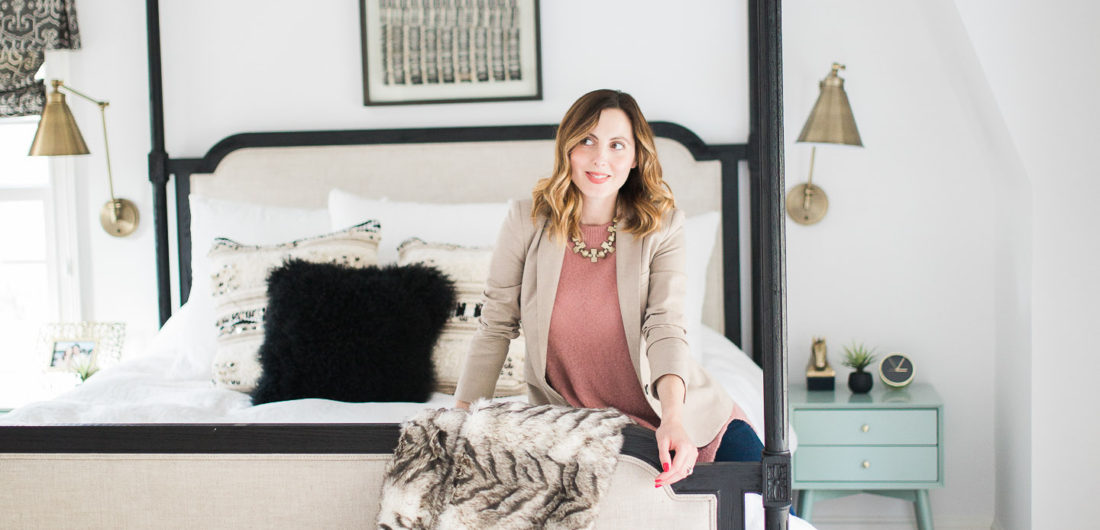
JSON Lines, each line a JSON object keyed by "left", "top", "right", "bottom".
{"left": 654, "top": 417, "right": 698, "bottom": 487}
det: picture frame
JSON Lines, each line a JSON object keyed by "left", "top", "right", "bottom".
{"left": 359, "top": 0, "right": 542, "bottom": 105}
{"left": 38, "top": 322, "right": 125, "bottom": 378}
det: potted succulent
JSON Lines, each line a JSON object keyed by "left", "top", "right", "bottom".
{"left": 842, "top": 342, "right": 877, "bottom": 394}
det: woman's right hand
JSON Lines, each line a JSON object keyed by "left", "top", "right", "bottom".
{"left": 455, "top": 400, "right": 471, "bottom": 410}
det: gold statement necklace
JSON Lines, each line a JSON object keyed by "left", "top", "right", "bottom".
{"left": 571, "top": 218, "right": 618, "bottom": 263}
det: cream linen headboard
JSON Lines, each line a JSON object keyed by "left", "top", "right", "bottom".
{"left": 169, "top": 123, "right": 746, "bottom": 346}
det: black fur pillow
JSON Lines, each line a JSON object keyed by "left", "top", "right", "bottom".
{"left": 251, "top": 259, "right": 456, "bottom": 405}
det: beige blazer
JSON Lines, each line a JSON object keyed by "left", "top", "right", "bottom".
{"left": 454, "top": 199, "right": 735, "bottom": 446}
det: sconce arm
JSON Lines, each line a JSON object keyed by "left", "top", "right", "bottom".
{"left": 53, "top": 80, "right": 109, "bottom": 108}
{"left": 52, "top": 80, "right": 116, "bottom": 202}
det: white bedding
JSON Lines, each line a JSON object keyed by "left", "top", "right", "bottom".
{"left": 0, "top": 312, "right": 788, "bottom": 450}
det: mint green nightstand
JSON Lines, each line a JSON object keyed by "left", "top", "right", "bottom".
{"left": 791, "top": 382, "right": 944, "bottom": 529}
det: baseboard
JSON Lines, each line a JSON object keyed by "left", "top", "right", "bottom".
{"left": 808, "top": 515, "right": 993, "bottom": 530}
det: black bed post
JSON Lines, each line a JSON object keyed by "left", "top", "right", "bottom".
{"left": 749, "top": 0, "right": 792, "bottom": 528}
{"left": 146, "top": 0, "right": 171, "bottom": 326}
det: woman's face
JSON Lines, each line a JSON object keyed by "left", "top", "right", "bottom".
{"left": 569, "top": 108, "right": 636, "bottom": 204}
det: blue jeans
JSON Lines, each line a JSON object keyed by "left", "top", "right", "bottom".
{"left": 713, "top": 419, "right": 763, "bottom": 462}
{"left": 712, "top": 420, "right": 796, "bottom": 516}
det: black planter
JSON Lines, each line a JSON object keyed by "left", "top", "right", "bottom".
{"left": 848, "top": 371, "right": 873, "bottom": 394}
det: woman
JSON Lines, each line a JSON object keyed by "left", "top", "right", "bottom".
{"left": 454, "top": 89, "right": 761, "bottom": 487}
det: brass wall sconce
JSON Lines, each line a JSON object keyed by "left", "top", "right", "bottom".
{"left": 788, "top": 63, "right": 863, "bottom": 225}
{"left": 29, "top": 79, "right": 139, "bottom": 237}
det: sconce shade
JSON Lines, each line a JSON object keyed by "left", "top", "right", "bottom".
{"left": 28, "top": 90, "right": 89, "bottom": 156}
{"left": 796, "top": 64, "right": 862, "bottom": 147}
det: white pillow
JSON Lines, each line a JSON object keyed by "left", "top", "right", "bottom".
{"left": 208, "top": 222, "right": 381, "bottom": 392}
{"left": 176, "top": 195, "right": 333, "bottom": 380}
{"left": 158, "top": 300, "right": 216, "bottom": 380}
{"left": 328, "top": 189, "right": 510, "bottom": 264}
{"left": 683, "top": 211, "right": 722, "bottom": 360}
{"left": 189, "top": 195, "right": 332, "bottom": 303}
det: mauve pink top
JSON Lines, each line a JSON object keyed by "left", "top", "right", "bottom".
{"left": 545, "top": 222, "right": 749, "bottom": 463}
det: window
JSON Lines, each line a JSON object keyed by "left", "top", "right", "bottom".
{"left": 0, "top": 52, "right": 83, "bottom": 408}
{"left": 0, "top": 116, "right": 76, "bottom": 407}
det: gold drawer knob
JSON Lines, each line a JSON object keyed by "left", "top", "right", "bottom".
{"left": 861, "top": 424, "right": 870, "bottom": 433}
{"left": 862, "top": 460, "right": 871, "bottom": 469}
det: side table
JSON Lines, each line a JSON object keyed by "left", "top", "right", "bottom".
{"left": 790, "top": 382, "right": 944, "bottom": 529}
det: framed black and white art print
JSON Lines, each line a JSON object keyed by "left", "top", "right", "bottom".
{"left": 359, "top": 0, "right": 542, "bottom": 105}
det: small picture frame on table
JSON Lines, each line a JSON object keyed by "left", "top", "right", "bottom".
{"left": 38, "top": 322, "right": 125, "bottom": 381}
{"left": 359, "top": 0, "right": 543, "bottom": 105}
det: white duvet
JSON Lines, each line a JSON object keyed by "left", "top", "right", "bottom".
{"left": 1, "top": 301, "right": 786, "bottom": 438}
{"left": 0, "top": 329, "right": 779, "bottom": 429}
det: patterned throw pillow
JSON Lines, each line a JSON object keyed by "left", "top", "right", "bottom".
{"left": 397, "top": 238, "right": 526, "bottom": 397}
{"left": 208, "top": 221, "right": 381, "bottom": 392}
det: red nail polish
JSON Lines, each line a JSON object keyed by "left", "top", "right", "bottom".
{"left": 662, "top": 463, "right": 670, "bottom": 472}
{"left": 655, "top": 484, "right": 661, "bottom": 488}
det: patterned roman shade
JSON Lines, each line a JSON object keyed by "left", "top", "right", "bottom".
{"left": 0, "top": 0, "right": 81, "bottom": 117}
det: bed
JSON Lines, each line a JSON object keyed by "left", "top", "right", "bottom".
{"left": 0, "top": 1, "right": 794, "bottom": 529}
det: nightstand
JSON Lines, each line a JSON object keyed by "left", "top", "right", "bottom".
{"left": 790, "top": 382, "right": 943, "bottom": 529}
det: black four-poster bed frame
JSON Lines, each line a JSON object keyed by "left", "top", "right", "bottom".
{"left": 1, "top": 1, "right": 790, "bottom": 528}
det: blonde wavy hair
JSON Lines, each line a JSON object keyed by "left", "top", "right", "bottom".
{"left": 531, "top": 89, "right": 675, "bottom": 243}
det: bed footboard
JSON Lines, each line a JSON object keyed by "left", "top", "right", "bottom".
{"left": 0, "top": 425, "right": 760, "bottom": 529}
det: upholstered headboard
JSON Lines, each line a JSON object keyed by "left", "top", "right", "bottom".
{"left": 164, "top": 122, "right": 749, "bottom": 349}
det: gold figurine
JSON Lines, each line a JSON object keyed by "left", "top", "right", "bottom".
{"left": 806, "top": 337, "right": 836, "bottom": 391}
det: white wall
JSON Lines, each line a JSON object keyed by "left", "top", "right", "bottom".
{"left": 65, "top": 0, "right": 750, "bottom": 355}
{"left": 157, "top": 0, "right": 750, "bottom": 155}
{"left": 55, "top": 0, "right": 157, "bottom": 354}
{"left": 954, "top": 1, "right": 1100, "bottom": 529}
{"left": 937, "top": 2, "right": 1034, "bottom": 528}
{"left": 783, "top": 1, "right": 995, "bottom": 527}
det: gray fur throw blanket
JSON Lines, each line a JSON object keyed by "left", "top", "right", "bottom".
{"left": 377, "top": 401, "right": 632, "bottom": 530}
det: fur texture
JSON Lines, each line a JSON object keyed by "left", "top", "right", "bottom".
{"left": 377, "top": 401, "right": 631, "bottom": 530}
{"left": 250, "top": 260, "right": 455, "bottom": 405}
